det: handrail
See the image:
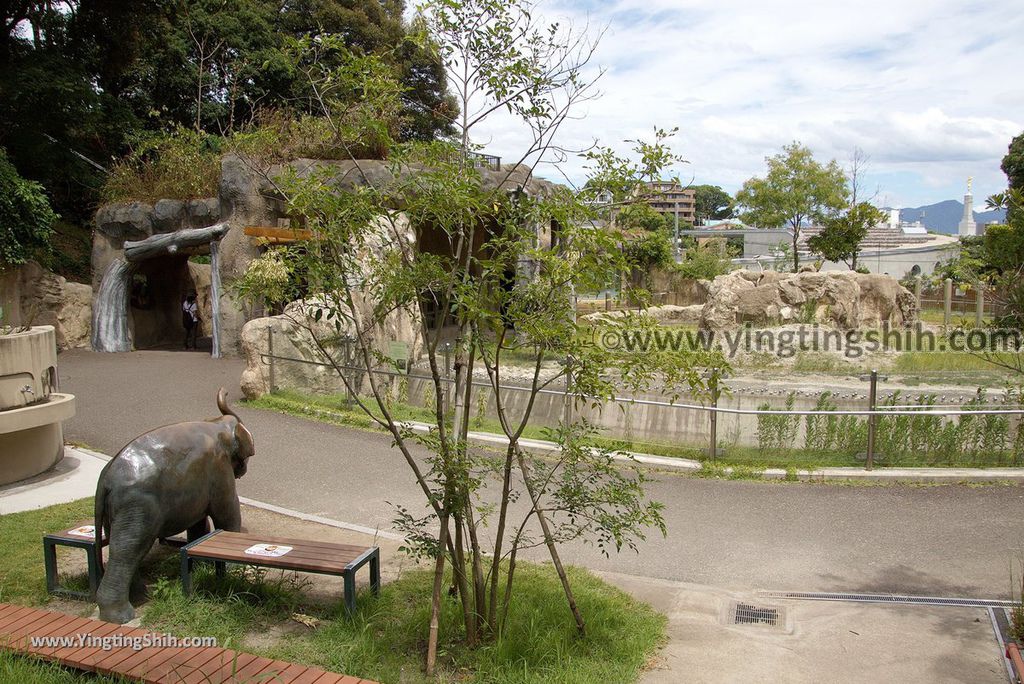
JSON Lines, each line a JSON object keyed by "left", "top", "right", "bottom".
{"left": 258, "top": 352, "right": 1024, "bottom": 418}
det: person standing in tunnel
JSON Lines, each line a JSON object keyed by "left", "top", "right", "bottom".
{"left": 182, "top": 292, "right": 200, "bottom": 350}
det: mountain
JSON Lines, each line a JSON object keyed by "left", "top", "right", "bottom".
{"left": 897, "top": 200, "right": 1006, "bottom": 234}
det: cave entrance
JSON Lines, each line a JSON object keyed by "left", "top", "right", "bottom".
{"left": 129, "top": 251, "right": 214, "bottom": 350}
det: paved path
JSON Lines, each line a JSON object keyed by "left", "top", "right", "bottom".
{"left": 58, "top": 349, "right": 1024, "bottom": 598}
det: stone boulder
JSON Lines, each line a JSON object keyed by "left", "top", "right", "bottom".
{"left": 584, "top": 304, "right": 703, "bottom": 325}
{"left": 699, "top": 270, "right": 917, "bottom": 332}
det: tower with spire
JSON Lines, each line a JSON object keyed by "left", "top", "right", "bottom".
{"left": 958, "top": 176, "right": 977, "bottom": 237}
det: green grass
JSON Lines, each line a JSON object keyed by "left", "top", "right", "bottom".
{"left": 146, "top": 563, "right": 664, "bottom": 684}
{"left": 0, "top": 650, "right": 125, "bottom": 683}
{"left": 0, "top": 501, "right": 666, "bottom": 684}
{"left": 0, "top": 498, "right": 94, "bottom": 605}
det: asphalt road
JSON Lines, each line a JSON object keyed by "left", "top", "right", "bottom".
{"left": 57, "top": 348, "right": 1024, "bottom": 598}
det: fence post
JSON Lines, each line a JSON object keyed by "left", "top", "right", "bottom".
{"left": 605, "top": 291, "right": 610, "bottom": 312}
{"left": 914, "top": 277, "right": 922, "bottom": 311}
{"left": 266, "top": 327, "right": 275, "bottom": 394}
{"left": 976, "top": 283, "right": 985, "bottom": 327}
{"left": 865, "top": 369, "right": 878, "bottom": 470}
{"left": 708, "top": 370, "right": 720, "bottom": 463}
{"left": 943, "top": 278, "right": 953, "bottom": 329}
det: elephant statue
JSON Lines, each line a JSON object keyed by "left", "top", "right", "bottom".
{"left": 94, "top": 388, "right": 254, "bottom": 623}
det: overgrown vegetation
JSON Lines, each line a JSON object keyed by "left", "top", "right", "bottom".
{"left": 0, "top": 150, "right": 57, "bottom": 267}
{"left": 754, "top": 388, "right": 1024, "bottom": 466}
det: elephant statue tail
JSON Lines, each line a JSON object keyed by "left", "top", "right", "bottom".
{"left": 94, "top": 480, "right": 109, "bottom": 574}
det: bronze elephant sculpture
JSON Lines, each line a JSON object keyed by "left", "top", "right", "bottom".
{"left": 94, "top": 388, "right": 254, "bottom": 623}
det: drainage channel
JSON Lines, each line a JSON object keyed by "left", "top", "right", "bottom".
{"left": 759, "top": 590, "right": 1016, "bottom": 608}
{"left": 761, "top": 591, "right": 1018, "bottom": 683}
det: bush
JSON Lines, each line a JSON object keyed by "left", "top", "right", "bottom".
{"left": 0, "top": 150, "right": 58, "bottom": 267}
{"left": 102, "top": 127, "right": 222, "bottom": 203}
{"left": 671, "top": 244, "right": 731, "bottom": 280}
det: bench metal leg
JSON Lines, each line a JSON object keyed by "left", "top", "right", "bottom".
{"left": 369, "top": 549, "right": 380, "bottom": 596}
{"left": 180, "top": 550, "right": 193, "bottom": 596}
{"left": 43, "top": 539, "right": 59, "bottom": 595}
{"left": 215, "top": 561, "right": 226, "bottom": 579}
{"left": 343, "top": 572, "right": 356, "bottom": 617}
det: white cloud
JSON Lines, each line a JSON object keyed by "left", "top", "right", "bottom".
{"left": 457, "top": 0, "right": 1024, "bottom": 206}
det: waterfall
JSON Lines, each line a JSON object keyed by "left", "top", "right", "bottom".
{"left": 91, "top": 258, "right": 134, "bottom": 352}
{"left": 210, "top": 239, "right": 222, "bottom": 358}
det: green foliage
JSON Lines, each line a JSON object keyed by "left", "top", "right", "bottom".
{"left": 0, "top": 150, "right": 58, "bottom": 266}
{"left": 671, "top": 245, "right": 732, "bottom": 280}
{"left": 102, "top": 128, "right": 222, "bottom": 203}
{"left": 616, "top": 203, "right": 672, "bottom": 232}
{"left": 807, "top": 201, "right": 884, "bottom": 269}
{"left": 1003, "top": 131, "right": 1024, "bottom": 193}
{"left": 693, "top": 184, "right": 733, "bottom": 224}
{"left": 756, "top": 393, "right": 798, "bottom": 457}
{"left": 623, "top": 229, "right": 673, "bottom": 272}
{"left": 0, "top": 0, "right": 455, "bottom": 227}
{"left": 736, "top": 142, "right": 849, "bottom": 271}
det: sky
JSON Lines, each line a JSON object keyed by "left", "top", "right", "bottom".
{"left": 460, "top": 0, "right": 1024, "bottom": 208}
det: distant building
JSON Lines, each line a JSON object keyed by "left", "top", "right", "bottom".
{"left": 642, "top": 181, "right": 696, "bottom": 225}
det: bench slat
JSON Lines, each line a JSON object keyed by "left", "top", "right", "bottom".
{"left": 191, "top": 539, "right": 365, "bottom": 564}
{"left": 195, "top": 531, "right": 373, "bottom": 555}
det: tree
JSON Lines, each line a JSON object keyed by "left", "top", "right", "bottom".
{"left": 234, "top": 0, "right": 717, "bottom": 674}
{"left": 1003, "top": 132, "right": 1024, "bottom": 192}
{"left": 693, "top": 184, "right": 733, "bottom": 225}
{"left": 807, "top": 202, "right": 883, "bottom": 270}
{"left": 615, "top": 203, "right": 672, "bottom": 232}
{"left": 0, "top": 150, "right": 57, "bottom": 266}
{"left": 735, "top": 142, "right": 848, "bottom": 272}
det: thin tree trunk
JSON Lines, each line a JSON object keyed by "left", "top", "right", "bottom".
{"left": 451, "top": 513, "right": 476, "bottom": 646}
{"left": 516, "top": 450, "right": 586, "bottom": 636}
{"left": 426, "top": 510, "right": 450, "bottom": 675}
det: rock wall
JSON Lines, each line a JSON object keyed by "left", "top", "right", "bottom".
{"left": 0, "top": 261, "right": 92, "bottom": 350}
{"left": 699, "top": 270, "right": 918, "bottom": 332}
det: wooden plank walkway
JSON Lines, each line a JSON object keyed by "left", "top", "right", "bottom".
{"left": 0, "top": 602, "right": 378, "bottom": 683}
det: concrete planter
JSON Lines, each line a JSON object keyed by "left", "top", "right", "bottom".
{"left": 0, "top": 326, "right": 76, "bottom": 485}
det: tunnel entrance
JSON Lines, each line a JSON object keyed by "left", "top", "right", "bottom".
{"left": 129, "top": 253, "right": 213, "bottom": 350}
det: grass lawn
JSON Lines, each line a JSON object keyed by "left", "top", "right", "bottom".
{"left": 0, "top": 501, "right": 665, "bottom": 684}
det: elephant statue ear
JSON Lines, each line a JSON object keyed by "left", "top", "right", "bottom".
{"left": 235, "top": 421, "right": 255, "bottom": 462}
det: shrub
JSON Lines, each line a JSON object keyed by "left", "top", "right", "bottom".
{"left": 671, "top": 244, "right": 732, "bottom": 280}
{"left": 102, "top": 127, "right": 222, "bottom": 203}
{"left": 0, "top": 150, "right": 57, "bottom": 267}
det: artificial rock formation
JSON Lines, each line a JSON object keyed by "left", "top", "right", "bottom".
{"left": 0, "top": 261, "right": 92, "bottom": 349}
{"left": 699, "top": 270, "right": 917, "bottom": 332}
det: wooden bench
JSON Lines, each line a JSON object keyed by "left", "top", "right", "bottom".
{"left": 181, "top": 530, "right": 380, "bottom": 615}
{"left": 0, "top": 602, "right": 378, "bottom": 683}
{"left": 44, "top": 523, "right": 194, "bottom": 600}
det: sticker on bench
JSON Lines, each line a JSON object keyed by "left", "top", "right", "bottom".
{"left": 66, "top": 525, "right": 96, "bottom": 538}
{"left": 244, "top": 543, "right": 293, "bottom": 558}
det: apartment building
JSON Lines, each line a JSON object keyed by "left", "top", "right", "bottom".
{"left": 643, "top": 181, "right": 696, "bottom": 225}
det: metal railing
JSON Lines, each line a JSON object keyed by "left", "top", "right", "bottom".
{"left": 259, "top": 337, "right": 1024, "bottom": 471}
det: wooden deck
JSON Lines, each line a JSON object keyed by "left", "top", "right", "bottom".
{"left": 0, "top": 602, "right": 378, "bottom": 683}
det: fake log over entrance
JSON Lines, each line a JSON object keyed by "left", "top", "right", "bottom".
{"left": 91, "top": 223, "right": 230, "bottom": 355}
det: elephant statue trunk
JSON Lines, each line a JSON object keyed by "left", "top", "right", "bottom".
{"left": 94, "top": 388, "right": 255, "bottom": 623}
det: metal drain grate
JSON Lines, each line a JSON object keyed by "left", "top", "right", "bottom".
{"left": 732, "top": 602, "right": 779, "bottom": 626}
